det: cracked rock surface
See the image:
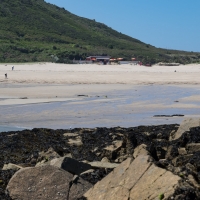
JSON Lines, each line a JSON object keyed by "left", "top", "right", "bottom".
{"left": 84, "top": 153, "right": 181, "bottom": 200}
{"left": 6, "top": 165, "right": 92, "bottom": 200}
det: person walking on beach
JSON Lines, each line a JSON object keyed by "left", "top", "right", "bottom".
{"left": 5, "top": 73, "right": 7, "bottom": 78}
{"left": 12, "top": 66, "right": 14, "bottom": 70}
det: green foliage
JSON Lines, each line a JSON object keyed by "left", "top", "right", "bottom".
{"left": 158, "top": 193, "right": 164, "bottom": 200}
{"left": 45, "top": 157, "right": 49, "bottom": 162}
{"left": 108, "top": 44, "right": 114, "bottom": 49}
{"left": 179, "top": 173, "right": 185, "bottom": 178}
{"left": 0, "top": 0, "right": 199, "bottom": 63}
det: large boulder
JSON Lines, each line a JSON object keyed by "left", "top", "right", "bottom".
{"left": 84, "top": 155, "right": 181, "bottom": 200}
{"left": 50, "top": 157, "right": 91, "bottom": 175}
{"left": 6, "top": 165, "right": 92, "bottom": 200}
{"left": 172, "top": 118, "right": 200, "bottom": 140}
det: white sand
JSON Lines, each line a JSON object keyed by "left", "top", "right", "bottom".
{"left": 1, "top": 62, "right": 200, "bottom": 85}
{"left": 1, "top": 62, "right": 200, "bottom": 104}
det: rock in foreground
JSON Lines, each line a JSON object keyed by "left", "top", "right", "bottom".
{"left": 6, "top": 165, "right": 92, "bottom": 200}
{"left": 84, "top": 153, "right": 181, "bottom": 200}
{"left": 0, "top": 123, "right": 200, "bottom": 199}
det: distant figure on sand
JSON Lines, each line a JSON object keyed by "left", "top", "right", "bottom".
{"left": 12, "top": 66, "right": 14, "bottom": 70}
{"left": 5, "top": 73, "right": 7, "bottom": 78}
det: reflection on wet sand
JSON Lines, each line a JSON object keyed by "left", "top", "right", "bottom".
{"left": 1, "top": 84, "right": 200, "bottom": 131}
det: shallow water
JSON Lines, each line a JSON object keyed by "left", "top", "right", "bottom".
{"left": 1, "top": 85, "right": 200, "bottom": 132}
{"left": 0, "top": 125, "right": 28, "bottom": 132}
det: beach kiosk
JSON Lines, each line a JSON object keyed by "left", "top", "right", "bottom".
{"left": 86, "top": 56, "right": 111, "bottom": 64}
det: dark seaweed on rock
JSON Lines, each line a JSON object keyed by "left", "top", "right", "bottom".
{"left": 0, "top": 170, "right": 14, "bottom": 200}
{"left": 1, "top": 123, "right": 200, "bottom": 199}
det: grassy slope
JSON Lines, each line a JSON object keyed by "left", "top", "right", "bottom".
{"left": 0, "top": 0, "right": 199, "bottom": 64}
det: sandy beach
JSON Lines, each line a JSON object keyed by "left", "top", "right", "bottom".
{"left": 1, "top": 63, "right": 200, "bottom": 85}
{"left": 1, "top": 62, "right": 200, "bottom": 130}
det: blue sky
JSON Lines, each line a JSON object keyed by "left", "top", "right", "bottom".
{"left": 45, "top": 0, "right": 200, "bottom": 52}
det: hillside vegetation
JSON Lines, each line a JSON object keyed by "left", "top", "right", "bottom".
{"left": 0, "top": 0, "right": 200, "bottom": 64}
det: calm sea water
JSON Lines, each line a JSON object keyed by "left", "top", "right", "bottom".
{"left": 1, "top": 85, "right": 200, "bottom": 132}
{"left": 0, "top": 125, "right": 28, "bottom": 132}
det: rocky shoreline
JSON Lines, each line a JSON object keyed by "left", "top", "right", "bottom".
{"left": 0, "top": 121, "right": 200, "bottom": 199}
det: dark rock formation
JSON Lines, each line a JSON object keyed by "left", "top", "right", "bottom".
{"left": 50, "top": 157, "right": 91, "bottom": 175}
{"left": 0, "top": 123, "right": 200, "bottom": 199}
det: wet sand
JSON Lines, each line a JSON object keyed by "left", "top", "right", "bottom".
{"left": 1, "top": 63, "right": 200, "bottom": 131}
{"left": 1, "top": 84, "right": 200, "bottom": 131}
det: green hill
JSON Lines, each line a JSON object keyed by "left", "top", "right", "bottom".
{"left": 0, "top": 0, "right": 199, "bottom": 64}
